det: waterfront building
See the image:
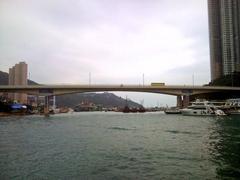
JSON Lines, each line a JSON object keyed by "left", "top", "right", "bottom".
{"left": 8, "top": 62, "right": 28, "bottom": 104}
{"left": 208, "top": 0, "right": 240, "bottom": 81}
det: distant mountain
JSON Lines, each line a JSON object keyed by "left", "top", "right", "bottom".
{"left": 0, "top": 71, "right": 141, "bottom": 108}
{"left": 56, "top": 92, "right": 141, "bottom": 108}
{"left": 0, "top": 71, "right": 8, "bottom": 85}
{"left": 0, "top": 71, "right": 38, "bottom": 85}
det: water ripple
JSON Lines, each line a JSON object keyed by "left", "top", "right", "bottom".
{"left": 0, "top": 113, "right": 239, "bottom": 179}
{"left": 108, "top": 127, "right": 137, "bottom": 131}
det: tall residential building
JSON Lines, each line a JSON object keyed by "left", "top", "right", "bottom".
{"left": 8, "top": 62, "right": 28, "bottom": 103}
{"left": 208, "top": 0, "right": 240, "bottom": 81}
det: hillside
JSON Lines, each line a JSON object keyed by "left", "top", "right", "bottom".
{"left": 0, "top": 71, "right": 141, "bottom": 108}
{"left": 56, "top": 92, "right": 141, "bottom": 108}
{"left": 0, "top": 71, "right": 9, "bottom": 85}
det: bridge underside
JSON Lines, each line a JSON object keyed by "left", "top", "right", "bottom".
{"left": 191, "top": 91, "right": 240, "bottom": 101}
{"left": 1, "top": 86, "right": 236, "bottom": 97}
{"left": 1, "top": 85, "right": 240, "bottom": 111}
{"left": 1, "top": 85, "right": 240, "bottom": 105}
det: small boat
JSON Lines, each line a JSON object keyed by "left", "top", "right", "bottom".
{"left": 215, "top": 109, "right": 227, "bottom": 116}
{"left": 122, "top": 97, "right": 146, "bottom": 113}
{"left": 138, "top": 107, "right": 146, "bottom": 113}
{"left": 181, "top": 100, "right": 226, "bottom": 116}
{"left": 164, "top": 108, "right": 181, "bottom": 114}
{"left": 122, "top": 105, "right": 131, "bottom": 113}
{"left": 122, "top": 106, "right": 146, "bottom": 113}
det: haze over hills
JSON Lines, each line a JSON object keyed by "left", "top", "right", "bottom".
{"left": 0, "top": 71, "right": 141, "bottom": 108}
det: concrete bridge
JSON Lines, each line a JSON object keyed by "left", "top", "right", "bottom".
{"left": 1, "top": 84, "right": 240, "bottom": 95}
{"left": 1, "top": 84, "right": 240, "bottom": 109}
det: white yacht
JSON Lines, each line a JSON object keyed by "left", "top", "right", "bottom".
{"left": 225, "top": 99, "right": 240, "bottom": 115}
{"left": 181, "top": 100, "right": 226, "bottom": 116}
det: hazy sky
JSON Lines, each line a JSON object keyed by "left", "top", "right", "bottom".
{"left": 0, "top": 0, "right": 210, "bottom": 106}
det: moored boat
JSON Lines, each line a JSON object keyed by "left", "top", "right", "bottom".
{"left": 164, "top": 108, "right": 181, "bottom": 114}
{"left": 181, "top": 100, "right": 226, "bottom": 116}
{"left": 224, "top": 99, "right": 240, "bottom": 115}
{"left": 122, "top": 106, "right": 146, "bottom": 113}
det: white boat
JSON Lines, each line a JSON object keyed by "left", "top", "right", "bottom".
{"left": 181, "top": 100, "right": 226, "bottom": 116}
{"left": 225, "top": 99, "right": 240, "bottom": 115}
{"left": 164, "top": 108, "right": 181, "bottom": 114}
{"left": 228, "top": 109, "right": 240, "bottom": 115}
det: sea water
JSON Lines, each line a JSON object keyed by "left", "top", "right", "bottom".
{"left": 0, "top": 112, "right": 240, "bottom": 179}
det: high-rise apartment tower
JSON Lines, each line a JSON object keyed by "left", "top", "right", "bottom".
{"left": 8, "top": 62, "right": 28, "bottom": 103}
{"left": 208, "top": 0, "right": 240, "bottom": 81}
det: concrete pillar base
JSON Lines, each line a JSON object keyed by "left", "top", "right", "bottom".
{"left": 177, "top": 96, "right": 183, "bottom": 108}
{"left": 44, "top": 96, "right": 50, "bottom": 117}
{"left": 183, "top": 95, "right": 190, "bottom": 108}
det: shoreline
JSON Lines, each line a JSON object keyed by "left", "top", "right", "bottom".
{"left": 0, "top": 112, "right": 35, "bottom": 117}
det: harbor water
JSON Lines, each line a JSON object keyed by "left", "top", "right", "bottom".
{"left": 0, "top": 112, "right": 240, "bottom": 179}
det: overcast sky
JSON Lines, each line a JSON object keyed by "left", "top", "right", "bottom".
{"left": 0, "top": 0, "right": 210, "bottom": 106}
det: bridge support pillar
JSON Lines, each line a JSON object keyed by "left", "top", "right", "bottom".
{"left": 183, "top": 95, "right": 190, "bottom": 108}
{"left": 44, "top": 96, "right": 50, "bottom": 117}
{"left": 176, "top": 96, "right": 183, "bottom": 108}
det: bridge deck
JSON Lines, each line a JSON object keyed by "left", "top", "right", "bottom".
{"left": 0, "top": 85, "right": 239, "bottom": 96}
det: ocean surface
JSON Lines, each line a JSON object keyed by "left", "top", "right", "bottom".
{"left": 0, "top": 112, "right": 240, "bottom": 179}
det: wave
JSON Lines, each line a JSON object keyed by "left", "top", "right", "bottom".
{"left": 165, "top": 130, "right": 199, "bottom": 135}
{"left": 108, "top": 127, "right": 136, "bottom": 131}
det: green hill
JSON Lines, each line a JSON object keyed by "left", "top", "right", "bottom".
{"left": 56, "top": 92, "right": 141, "bottom": 108}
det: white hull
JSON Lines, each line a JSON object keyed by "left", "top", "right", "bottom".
{"left": 228, "top": 110, "right": 240, "bottom": 115}
{"left": 181, "top": 109, "right": 215, "bottom": 116}
{"left": 181, "top": 100, "right": 227, "bottom": 116}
